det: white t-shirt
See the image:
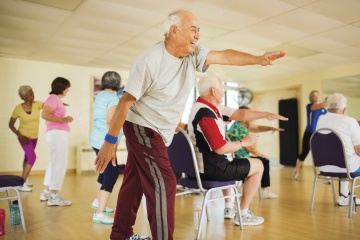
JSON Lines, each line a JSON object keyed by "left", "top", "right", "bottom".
{"left": 124, "top": 41, "right": 210, "bottom": 146}
{"left": 317, "top": 112, "right": 360, "bottom": 172}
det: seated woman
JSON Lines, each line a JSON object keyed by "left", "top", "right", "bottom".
{"left": 227, "top": 105, "right": 283, "bottom": 200}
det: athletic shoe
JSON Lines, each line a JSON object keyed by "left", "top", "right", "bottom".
{"left": 91, "top": 199, "right": 114, "bottom": 213}
{"left": 125, "top": 234, "right": 151, "bottom": 240}
{"left": 18, "top": 183, "right": 32, "bottom": 192}
{"left": 92, "top": 211, "right": 114, "bottom": 225}
{"left": 224, "top": 207, "right": 235, "bottom": 219}
{"left": 259, "top": 188, "right": 278, "bottom": 199}
{"left": 292, "top": 172, "right": 299, "bottom": 181}
{"left": 40, "top": 191, "right": 50, "bottom": 201}
{"left": 338, "top": 193, "right": 360, "bottom": 206}
{"left": 323, "top": 177, "right": 332, "bottom": 185}
{"left": 234, "top": 209, "right": 264, "bottom": 226}
{"left": 47, "top": 194, "right": 72, "bottom": 206}
{"left": 26, "top": 180, "right": 33, "bottom": 187}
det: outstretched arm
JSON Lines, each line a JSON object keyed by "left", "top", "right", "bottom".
{"left": 248, "top": 123, "right": 284, "bottom": 133}
{"left": 205, "top": 49, "right": 286, "bottom": 66}
{"left": 229, "top": 109, "right": 288, "bottom": 123}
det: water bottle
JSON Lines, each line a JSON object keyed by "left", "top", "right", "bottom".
{"left": 194, "top": 207, "right": 200, "bottom": 230}
{"left": 10, "top": 201, "right": 20, "bottom": 225}
{"left": 0, "top": 208, "right": 5, "bottom": 236}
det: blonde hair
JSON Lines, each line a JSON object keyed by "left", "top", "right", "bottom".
{"left": 309, "top": 90, "right": 319, "bottom": 102}
{"left": 18, "top": 85, "right": 32, "bottom": 100}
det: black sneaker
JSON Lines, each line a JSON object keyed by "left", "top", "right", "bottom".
{"left": 125, "top": 234, "right": 151, "bottom": 240}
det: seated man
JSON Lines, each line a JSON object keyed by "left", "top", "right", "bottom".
{"left": 187, "top": 75, "right": 288, "bottom": 226}
{"left": 316, "top": 93, "right": 360, "bottom": 205}
{"left": 227, "top": 105, "right": 284, "bottom": 199}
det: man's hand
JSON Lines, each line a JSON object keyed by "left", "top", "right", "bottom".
{"left": 95, "top": 142, "right": 117, "bottom": 173}
{"left": 242, "top": 133, "right": 260, "bottom": 147}
{"left": 260, "top": 50, "right": 286, "bottom": 66}
{"left": 266, "top": 114, "right": 288, "bottom": 121}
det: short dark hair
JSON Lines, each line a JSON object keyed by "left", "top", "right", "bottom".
{"left": 101, "top": 71, "right": 121, "bottom": 91}
{"left": 49, "top": 77, "right": 71, "bottom": 95}
{"left": 238, "top": 105, "right": 250, "bottom": 110}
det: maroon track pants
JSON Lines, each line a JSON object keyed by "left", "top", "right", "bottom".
{"left": 110, "top": 121, "right": 177, "bottom": 240}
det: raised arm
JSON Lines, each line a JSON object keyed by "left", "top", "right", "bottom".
{"left": 205, "top": 49, "right": 286, "bottom": 66}
{"left": 310, "top": 101, "right": 327, "bottom": 111}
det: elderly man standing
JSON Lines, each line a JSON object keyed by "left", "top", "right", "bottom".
{"left": 316, "top": 93, "right": 360, "bottom": 205}
{"left": 188, "top": 75, "right": 288, "bottom": 226}
{"left": 95, "top": 10, "right": 286, "bottom": 240}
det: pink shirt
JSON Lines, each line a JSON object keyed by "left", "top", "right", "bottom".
{"left": 44, "top": 94, "right": 70, "bottom": 132}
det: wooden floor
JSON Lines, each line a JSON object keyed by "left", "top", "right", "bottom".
{"left": 0, "top": 165, "right": 359, "bottom": 240}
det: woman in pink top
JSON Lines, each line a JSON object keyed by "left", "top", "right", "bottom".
{"left": 40, "top": 77, "right": 73, "bottom": 207}
{"left": 9, "top": 86, "right": 43, "bottom": 192}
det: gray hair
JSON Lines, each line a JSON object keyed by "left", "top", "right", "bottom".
{"left": 164, "top": 10, "right": 184, "bottom": 38}
{"left": 327, "top": 93, "right": 347, "bottom": 110}
{"left": 197, "top": 75, "right": 221, "bottom": 96}
{"left": 101, "top": 71, "right": 121, "bottom": 91}
{"left": 18, "top": 85, "right": 32, "bottom": 100}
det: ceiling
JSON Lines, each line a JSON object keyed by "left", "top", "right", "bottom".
{"left": 1, "top": 0, "right": 360, "bottom": 96}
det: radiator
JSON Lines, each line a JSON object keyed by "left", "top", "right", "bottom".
{"left": 76, "top": 139, "right": 128, "bottom": 174}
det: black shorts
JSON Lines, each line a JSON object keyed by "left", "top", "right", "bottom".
{"left": 200, "top": 158, "right": 251, "bottom": 182}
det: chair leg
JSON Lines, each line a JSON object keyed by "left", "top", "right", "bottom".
{"left": 196, "top": 191, "right": 210, "bottom": 240}
{"left": 310, "top": 176, "right": 318, "bottom": 211}
{"left": 349, "top": 181, "right": 356, "bottom": 218}
{"left": 233, "top": 187, "right": 243, "bottom": 230}
{"left": 14, "top": 188, "right": 26, "bottom": 233}
{"left": 331, "top": 179, "right": 337, "bottom": 206}
{"left": 258, "top": 187, "right": 261, "bottom": 200}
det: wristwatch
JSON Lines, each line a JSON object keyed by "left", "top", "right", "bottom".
{"left": 239, "top": 139, "right": 245, "bottom": 147}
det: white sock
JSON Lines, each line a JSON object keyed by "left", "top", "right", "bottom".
{"left": 225, "top": 202, "right": 233, "bottom": 209}
{"left": 340, "top": 181, "right": 349, "bottom": 196}
{"left": 241, "top": 208, "right": 249, "bottom": 215}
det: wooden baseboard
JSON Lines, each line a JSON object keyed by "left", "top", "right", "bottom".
{"left": 0, "top": 169, "right": 76, "bottom": 176}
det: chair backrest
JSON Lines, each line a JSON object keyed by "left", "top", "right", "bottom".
{"left": 168, "top": 127, "right": 197, "bottom": 178}
{"left": 167, "top": 127, "right": 204, "bottom": 189}
{"left": 310, "top": 128, "right": 348, "bottom": 169}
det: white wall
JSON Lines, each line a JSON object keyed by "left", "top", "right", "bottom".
{"left": 0, "top": 57, "right": 128, "bottom": 173}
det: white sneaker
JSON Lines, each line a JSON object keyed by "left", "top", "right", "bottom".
{"left": 234, "top": 209, "right": 264, "bottom": 226}
{"left": 18, "top": 183, "right": 32, "bottom": 192}
{"left": 26, "top": 180, "right": 33, "bottom": 187}
{"left": 91, "top": 199, "right": 114, "bottom": 213}
{"left": 40, "top": 190, "right": 50, "bottom": 201}
{"left": 323, "top": 177, "right": 332, "bottom": 185}
{"left": 92, "top": 211, "right": 114, "bottom": 225}
{"left": 292, "top": 172, "right": 299, "bottom": 181}
{"left": 260, "top": 188, "right": 278, "bottom": 199}
{"left": 47, "top": 194, "right": 72, "bottom": 206}
{"left": 338, "top": 194, "right": 360, "bottom": 206}
{"left": 224, "top": 208, "right": 235, "bottom": 219}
